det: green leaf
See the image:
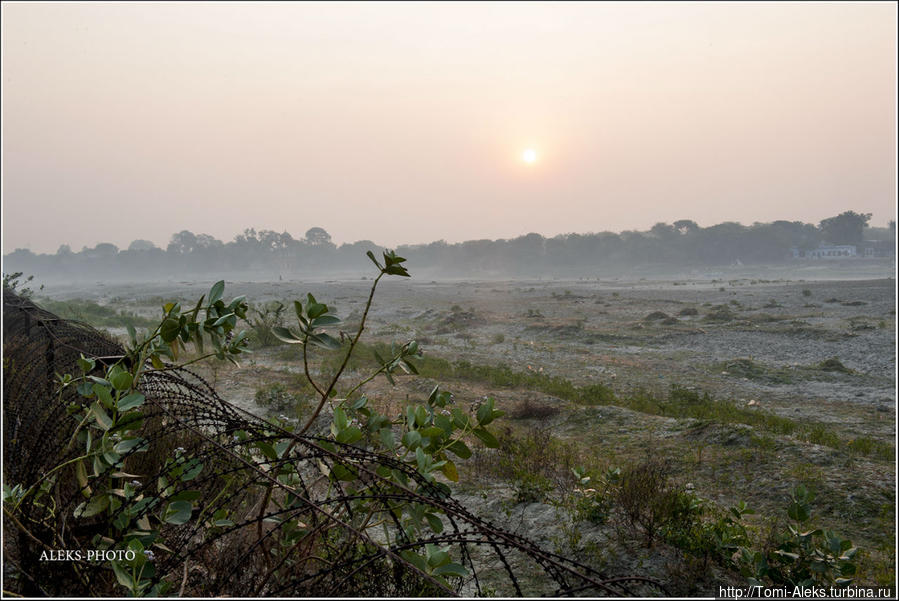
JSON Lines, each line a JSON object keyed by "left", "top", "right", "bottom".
{"left": 75, "top": 460, "right": 91, "bottom": 497}
{"left": 168, "top": 490, "right": 202, "bottom": 502}
{"left": 272, "top": 326, "right": 304, "bottom": 344}
{"left": 180, "top": 458, "right": 203, "bottom": 481}
{"left": 336, "top": 426, "right": 363, "bottom": 445}
{"left": 208, "top": 280, "right": 225, "bottom": 305}
{"left": 111, "top": 561, "right": 134, "bottom": 590}
{"left": 93, "top": 383, "right": 115, "bottom": 409}
{"left": 441, "top": 460, "right": 458, "bottom": 482}
{"left": 451, "top": 408, "right": 470, "bottom": 430}
{"left": 306, "top": 299, "right": 327, "bottom": 319}
{"left": 90, "top": 402, "right": 113, "bottom": 430}
{"left": 434, "top": 414, "right": 453, "bottom": 436}
{"left": 309, "top": 332, "right": 341, "bottom": 350}
{"left": 446, "top": 440, "right": 471, "bottom": 459}
{"left": 160, "top": 318, "right": 181, "bottom": 343}
{"left": 77, "top": 355, "right": 96, "bottom": 373}
{"left": 330, "top": 463, "right": 357, "bottom": 482}
{"left": 472, "top": 428, "right": 499, "bottom": 448}
{"left": 275, "top": 440, "right": 291, "bottom": 458}
{"left": 402, "top": 430, "right": 422, "bottom": 450}
{"left": 110, "top": 411, "right": 144, "bottom": 434}
{"left": 379, "top": 428, "right": 395, "bottom": 449}
{"left": 117, "top": 392, "right": 145, "bottom": 412}
{"left": 334, "top": 407, "right": 348, "bottom": 431}
{"left": 211, "top": 313, "right": 234, "bottom": 327}
{"left": 310, "top": 315, "right": 341, "bottom": 327}
{"left": 400, "top": 550, "right": 428, "bottom": 573}
{"left": 476, "top": 399, "right": 494, "bottom": 426}
{"left": 427, "top": 549, "right": 449, "bottom": 568}
{"left": 425, "top": 513, "right": 444, "bottom": 534}
{"left": 114, "top": 437, "right": 148, "bottom": 454}
{"left": 255, "top": 441, "right": 277, "bottom": 461}
{"left": 385, "top": 264, "right": 410, "bottom": 277}
{"left": 366, "top": 250, "right": 383, "bottom": 270}
{"left": 420, "top": 426, "right": 445, "bottom": 440}
{"left": 79, "top": 494, "right": 110, "bottom": 517}
{"left": 434, "top": 563, "right": 468, "bottom": 578}
{"left": 163, "top": 500, "right": 193, "bottom": 525}
{"left": 414, "top": 405, "right": 428, "bottom": 427}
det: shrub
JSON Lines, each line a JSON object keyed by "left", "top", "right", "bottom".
{"left": 509, "top": 398, "right": 560, "bottom": 420}
{"left": 644, "top": 311, "right": 669, "bottom": 321}
{"left": 818, "top": 357, "right": 851, "bottom": 373}
{"left": 248, "top": 300, "right": 287, "bottom": 347}
{"left": 488, "top": 428, "right": 582, "bottom": 502}
{"left": 612, "top": 458, "right": 685, "bottom": 547}
{"left": 254, "top": 382, "right": 308, "bottom": 418}
{"left": 740, "top": 485, "right": 858, "bottom": 588}
{"left": 704, "top": 305, "right": 736, "bottom": 322}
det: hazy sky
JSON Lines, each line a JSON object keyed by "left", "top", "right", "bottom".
{"left": 2, "top": 1, "right": 896, "bottom": 254}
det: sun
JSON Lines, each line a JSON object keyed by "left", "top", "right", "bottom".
{"left": 522, "top": 148, "right": 538, "bottom": 164}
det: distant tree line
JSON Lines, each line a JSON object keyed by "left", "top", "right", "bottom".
{"left": 4, "top": 212, "right": 894, "bottom": 280}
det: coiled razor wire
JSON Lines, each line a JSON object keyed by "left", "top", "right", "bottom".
{"left": 2, "top": 289, "right": 668, "bottom": 597}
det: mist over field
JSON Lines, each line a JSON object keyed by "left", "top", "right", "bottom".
{"left": 3, "top": 213, "right": 896, "bottom": 285}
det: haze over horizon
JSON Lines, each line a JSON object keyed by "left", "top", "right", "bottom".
{"left": 2, "top": 1, "right": 896, "bottom": 255}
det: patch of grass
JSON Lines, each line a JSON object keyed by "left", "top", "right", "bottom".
{"left": 847, "top": 437, "right": 894, "bottom": 461}
{"left": 806, "top": 424, "right": 841, "bottom": 448}
{"left": 818, "top": 357, "right": 851, "bottom": 373}
{"left": 36, "top": 297, "right": 157, "bottom": 329}
{"left": 703, "top": 305, "right": 736, "bottom": 322}
{"left": 254, "top": 381, "right": 311, "bottom": 419}
{"left": 474, "top": 427, "right": 584, "bottom": 502}
{"left": 716, "top": 358, "right": 793, "bottom": 384}
{"left": 644, "top": 311, "right": 669, "bottom": 321}
{"left": 346, "top": 344, "right": 895, "bottom": 463}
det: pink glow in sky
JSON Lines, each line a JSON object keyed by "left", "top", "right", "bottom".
{"left": 2, "top": 1, "right": 896, "bottom": 253}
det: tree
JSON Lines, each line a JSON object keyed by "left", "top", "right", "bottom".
{"left": 305, "top": 227, "right": 333, "bottom": 247}
{"left": 56, "top": 244, "right": 73, "bottom": 255}
{"left": 128, "top": 239, "right": 157, "bottom": 251}
{"left": 168, "top": 230, "right": 198, "bottom": 254}
{"left": 819, "top": 211, "right": 871, "bottom": 245}
{"left": 91, "top": 243, "right": 119, "bottom": 258}
{"left": 673, "top": 220, "right": 699, "bottom": 235}
{"left": 650, "top": 222, "right": 677, "bottom": 240}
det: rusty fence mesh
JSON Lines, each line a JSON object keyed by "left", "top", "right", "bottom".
{"left": 2, "top": 289, "right": 667, "bottom": 597}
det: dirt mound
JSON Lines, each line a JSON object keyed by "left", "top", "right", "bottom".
{"left": 644, "top": 311, "right": 670, "bottom": 321}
